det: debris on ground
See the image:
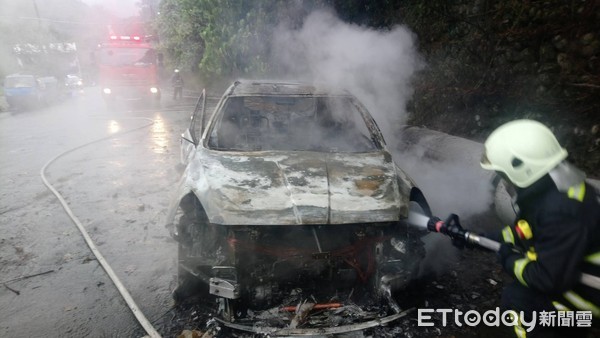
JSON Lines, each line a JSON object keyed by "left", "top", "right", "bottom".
{"left": 0, "top": 269, "right": 55, "bottom": 285}
{"left": 3, "top": 284, "right": 20, "bottom": 295}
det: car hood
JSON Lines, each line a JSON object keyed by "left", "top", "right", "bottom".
{"left": 183, "top": 150, "right": 409, "bottom": 225}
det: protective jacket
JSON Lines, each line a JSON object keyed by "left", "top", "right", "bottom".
{"left": 500, "top": 174, "right": 600, "bottom": 316}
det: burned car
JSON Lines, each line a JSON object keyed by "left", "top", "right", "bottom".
{"left": 166, "top": 80, "right": 432, "bottom": 335}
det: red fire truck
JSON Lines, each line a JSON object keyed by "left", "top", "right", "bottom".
{"left": 96, "top": 32, "right": 161, "bottom": 107}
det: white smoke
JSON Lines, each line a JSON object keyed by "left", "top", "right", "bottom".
{"left": 271, "top": 10, "right": 424, "bottom": 143}
{"left": 396, "top": 135, "right": 496, "bottom": 219}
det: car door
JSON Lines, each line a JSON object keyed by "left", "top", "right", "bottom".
{"left": 180, "top": 89, "right": 206, "bottom": 165}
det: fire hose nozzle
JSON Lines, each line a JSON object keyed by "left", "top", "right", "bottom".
{"left": 426, "top": 216, "right": 443, "bottom": 232}
{"left": 427, "top": 214, "right": 501, "bottom": 251}
{"left": 427, "top": 214, "right": 464, "bottom": 236}
{"left": 409, "top": 206, "right": 501, "bottom": 251}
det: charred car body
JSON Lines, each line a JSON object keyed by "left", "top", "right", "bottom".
{"left": 166, "top": 80, "right": 431, "bottom": 334}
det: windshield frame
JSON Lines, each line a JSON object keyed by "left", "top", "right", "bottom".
{"left": 205, "top": 94, "right": 384, "bottom": 153}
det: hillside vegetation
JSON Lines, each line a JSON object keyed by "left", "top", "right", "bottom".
{"left": 397, "top": 0, "right": 599, "bottom": 176}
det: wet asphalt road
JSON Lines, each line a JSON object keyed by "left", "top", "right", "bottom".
{"left": 0, "top": 89, "right": 198, "bottom": 337}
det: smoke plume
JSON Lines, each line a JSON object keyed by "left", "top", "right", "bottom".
{"left": 271, "top": 9, "right": 423, "bottom": 143}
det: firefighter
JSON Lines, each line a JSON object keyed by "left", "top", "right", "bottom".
{"left": 171, "top": 69, "right": 184, "bottom": 100}
{"left": 480, "top": 119, "right": 600, "bottom": 337}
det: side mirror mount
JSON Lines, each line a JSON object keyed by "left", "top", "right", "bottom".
{"left": 181, "top": 133, "right": 195, "bottom": 146}
{"left": 180, "top": 130, "right": 197, "bottom": 165}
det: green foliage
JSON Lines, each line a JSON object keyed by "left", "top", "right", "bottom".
{"left": 197, "top": 0, "right": 266, "bottom": 77}
{"left": 155, "top": 0, "right": 204, "bottom": 73}
{"left": 157, "top": 0, "right": 275, "bottom": 80}
{"left": 156, "top": 0, "right": 332, "bottom": 81}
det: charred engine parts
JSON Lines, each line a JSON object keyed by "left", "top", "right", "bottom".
{"left": 174, "top": 217, "right": 423, "bottom": 334}
{"left": 209, "top": 266, "right": 240, "bottom": 299}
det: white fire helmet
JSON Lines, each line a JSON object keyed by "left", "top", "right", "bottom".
{"left": 480, "top": 119, "right": 568, "bottom": 188}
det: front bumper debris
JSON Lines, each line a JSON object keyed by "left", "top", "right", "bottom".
{"left": 214, "top": 307, "right": 413, "bottom": 336}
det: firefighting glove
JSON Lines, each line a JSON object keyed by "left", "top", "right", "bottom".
{"left": 497, "top": 243, "right": 521, "bottom": 269}
{"left": 444, "top": 214, "right": 474, "bottom": 250}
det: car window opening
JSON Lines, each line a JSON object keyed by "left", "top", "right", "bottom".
{"left": 208, "top": 96, "right": 379, "bottom": 153}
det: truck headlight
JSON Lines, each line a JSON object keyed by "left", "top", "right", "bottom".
{"left": 103, "top": 88, "right": 112, "bottom": 94}
{"left": 150, "top": 87, "right": 158, "bottom": 94}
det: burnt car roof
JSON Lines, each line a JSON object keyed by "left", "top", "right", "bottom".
{"left": 227, "top": 80, "right": 352, "bottom": 96}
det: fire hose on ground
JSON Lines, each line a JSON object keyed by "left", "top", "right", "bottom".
{"left": 41, "top": 116, "right": 162, "bottom": 338}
